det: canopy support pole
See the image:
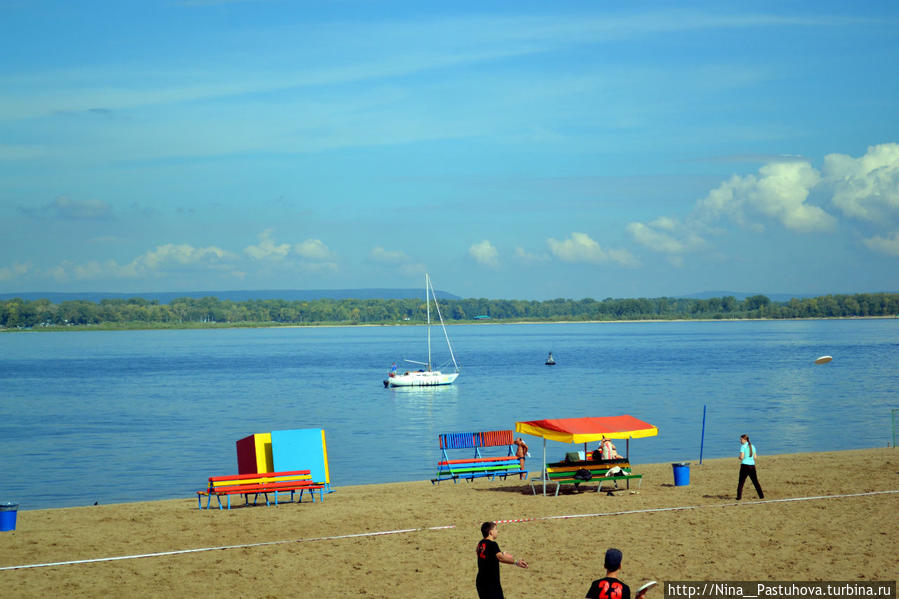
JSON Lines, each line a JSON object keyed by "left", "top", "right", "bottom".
{"left": 542, "top": 438, "right": 547, "bottom": 496}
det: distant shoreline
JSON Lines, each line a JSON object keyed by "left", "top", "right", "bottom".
{"left": 2, "top": 314, "right": 897, "bottom": 333}
{"left": 4, "top": 292, "right": 896, "bottom": 331}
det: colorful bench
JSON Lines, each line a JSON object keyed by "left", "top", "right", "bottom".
{"left": 197, "top": 470, "right": 325, "bottom": 509}
{"left": 431, "top": 430, "right": 528, "bottom": 484}
{"left": 530, "top": 457, "right": 643, "bottom": 496}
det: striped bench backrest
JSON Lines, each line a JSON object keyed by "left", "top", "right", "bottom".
{"left": 439, "top": 430, "right": 514, "bottom": 449}
{"left": 208, "top": 470, "right": 312, "bottom": 490}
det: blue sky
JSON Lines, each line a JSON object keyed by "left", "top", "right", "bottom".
{"left": 1, "top": 1, "right": 898, "bottom": 300}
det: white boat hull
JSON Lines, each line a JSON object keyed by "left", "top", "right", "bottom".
{"left": 383, "top": 274, "right": 461, "bottom": 388}
{"left": 385, "top": 370, "right": 459, "bottom": 387}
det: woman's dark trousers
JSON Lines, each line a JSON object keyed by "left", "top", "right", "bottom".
{"left": 737, "top": 464, "right": 764, "bottom": 499}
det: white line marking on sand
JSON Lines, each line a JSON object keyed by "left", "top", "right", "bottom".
{"left": 530, "top": 489, "right": 899, "bottom": 522}
{"left": 3, "top": 490, "right": 896, "bottom": 571}
{"left": 0, "top": 525, "right": 456, "bottom": 571}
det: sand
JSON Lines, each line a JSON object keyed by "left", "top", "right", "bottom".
{"left": 1, "top": 448, "right": 896, "bottom": 598}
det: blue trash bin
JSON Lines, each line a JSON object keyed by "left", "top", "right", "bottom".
{"left": 672, "top": 462, "right": 690, "bottom": 486}
{"left": 0, "top": 503, "right": 18, "bottom": 532}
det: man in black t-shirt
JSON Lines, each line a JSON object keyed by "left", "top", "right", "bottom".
{"left": 586, "top": 548, "right": 631, "bottom": 599}
{"left": 476, "top": 521, "right": 528, "bottom": 599}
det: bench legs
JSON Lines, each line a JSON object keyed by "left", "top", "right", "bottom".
{"left": 196, "top": 494, "right": 220, "bottom": 510}
{"left": 301, "top": 488, "right": 320, "bottom": 503}
{"left": 529, "top": 480, "right": 561, "bottom": 496}
{"left": 597, "top": 476, "right": 643, "bottom": 493}
{"left": 198, "top": 488, "right": 325, "bottom": 510}
{"left": 294, "top": 488, "right": 324, "bottom": 503}
{"left": 244, "top": 492, "right": 272, "bottom": 507}
{"left": 596, "top": 479, "right": 616, "bottom": 493}
{"left": 529, "top": 477, "right": 642, "bottom": 496}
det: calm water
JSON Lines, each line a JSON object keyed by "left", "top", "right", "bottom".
{"left": 1, "top": 320, "right": 896, "bottom": 510}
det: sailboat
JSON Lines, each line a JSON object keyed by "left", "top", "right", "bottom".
{"left": 384, "top": 274, "right": 460, "bottom": 388}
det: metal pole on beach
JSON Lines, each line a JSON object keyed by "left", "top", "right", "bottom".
{"left": 699, "top": 405, "right": 707, "bottom": 464}
{"left": 892, "top": 409, "right": 897, "bottom": 448}
{"left": 542, "top": 438, "right": 547, "bottom": 496}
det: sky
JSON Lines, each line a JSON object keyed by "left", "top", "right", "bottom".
{"left": 1, "top": 1, "right": 898, "bottom": 301}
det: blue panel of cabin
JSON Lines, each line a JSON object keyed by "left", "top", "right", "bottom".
{"left": 271, "top": 428, "right": 327, "bottom": 484}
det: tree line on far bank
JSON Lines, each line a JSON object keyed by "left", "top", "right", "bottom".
{"left": 1, "top": 292, "right": 898, "bottom": 330}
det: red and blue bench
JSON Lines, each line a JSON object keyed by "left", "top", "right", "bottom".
{"left": 431, "top": 430, "right": 528, "bottom": 484}
{"left": 197, "top": 470, "right": 325, "bottom": 509}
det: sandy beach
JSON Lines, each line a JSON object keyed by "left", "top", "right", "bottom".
{"left": 1, "top": 448, "right": 896, "bottom": 598}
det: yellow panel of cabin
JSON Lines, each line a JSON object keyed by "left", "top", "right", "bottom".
{"left": 256, "top": 433, "right": 274, "bottom": 473}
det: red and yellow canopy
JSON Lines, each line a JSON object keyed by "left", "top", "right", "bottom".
{"left": 515, "top": 415, "right": 658, "bottom": 444}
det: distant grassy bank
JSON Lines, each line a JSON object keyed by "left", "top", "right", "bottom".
{"left": 2, "top": 292, "right": 898, "bottom": 331}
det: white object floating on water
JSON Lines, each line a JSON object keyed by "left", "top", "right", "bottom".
{"left": 814, "top": 355, "right": 833, "bottom": 364}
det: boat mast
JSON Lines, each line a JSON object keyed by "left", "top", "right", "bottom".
{"left": 428, "top": 274, "right": 459, "bottom": 373}
{"left": 426, "top": 273, "right": 432, "bottom": 371}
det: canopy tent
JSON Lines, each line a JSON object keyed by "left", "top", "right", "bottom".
{"left": 515, "top": 415, "right": 658, "bottom": 495}
{"left": 516, "top": 415, "right": 657, "bottom": 444}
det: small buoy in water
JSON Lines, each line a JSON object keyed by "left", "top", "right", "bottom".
{"left": 814, "top": 355, "right": 833, "bottom": 364}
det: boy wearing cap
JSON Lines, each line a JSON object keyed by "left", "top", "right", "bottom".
{"left": 585, "top": 548, "right": 630, "bottom": 599}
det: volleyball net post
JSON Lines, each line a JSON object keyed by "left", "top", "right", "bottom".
{"left": 892, "top": 409, "right": 897, "bottom": 448}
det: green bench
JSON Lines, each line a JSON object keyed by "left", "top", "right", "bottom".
{"left": 432, "top": 456, "right": 527, "bottom": 483}
{"left": 431, "top": 430, "right": 527, "bottom": 484}
{"left": 530, "top": 457, "right": 642, "bottom": 496}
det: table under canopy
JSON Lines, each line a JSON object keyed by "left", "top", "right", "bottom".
{"left": 515, "top": 415, "right": 658, "bottom": 495}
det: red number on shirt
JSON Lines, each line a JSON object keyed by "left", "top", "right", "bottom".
{"left": 598, "top": 580, "right": 624, "bottom": 599}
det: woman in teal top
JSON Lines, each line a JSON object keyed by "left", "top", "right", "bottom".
{"left": 737, "top": 434, "right": 764, "bottom": 500}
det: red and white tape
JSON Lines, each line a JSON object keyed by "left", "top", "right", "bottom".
{"left": 3, "top": 489, "right": 895, "bottom": 571}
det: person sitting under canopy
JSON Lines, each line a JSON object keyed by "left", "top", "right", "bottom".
{"left": 600, "top": 435, "right": 622, "bottom": 460}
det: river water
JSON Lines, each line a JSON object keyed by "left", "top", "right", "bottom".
{"left": 0, "top": 319, "right": 896, "bottom": 509}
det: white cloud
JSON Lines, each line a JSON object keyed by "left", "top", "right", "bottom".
{"left": 369, "top": 246, "right": 409, "bottom": 264}
{"left": 245, "top": 232, "right": 338, "bottom": 270}
{"left": 626, "top": 218, "right": 706, "bottom": 267}
{"left": 135, "top": 244, "right": 231, "bottom": 270}
{"left": 633, "top": 146, "right": 899, "bottom": 265}
{"left": 35, "top": 237, "right": 344, "bottom": 285}
{"left": 0, "top": 262, "right": 31, "bottom": 281}
{"left": 244, "top": 229, "right": 291, "bottom": 261}
{"left": 697, "top": 161, "right": 834, "bottom": 232}
{"left": 627, "top": 217, "right": 703, "bottom": 253}
{"left": 50, "top": 259, "right": 127, "bottom": 281}
{"left": 863, "top": 232, "right": 899, "bottom": 256}
{"left": 468, "top": 240, "right": 500, "bottom": 268}
{"left": 547, "top": 232, "right": 639, "bottom": 267}
{"left": 514, "top": 247, "right": 550, "bottom": 264}
{"left": 291, "top": 239, "right": 338, "bottom": 273}
{"left": 48, "top": 244, "right": 234, "bottom": 281}
{"left": 823, "top": 143, "right": 899, "bottom": 223}
{"left": 294, "top": 239, "right": 333, "bottom": 260}
{"left": 369, "top": 246, "right": 424, "bottom": 275}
